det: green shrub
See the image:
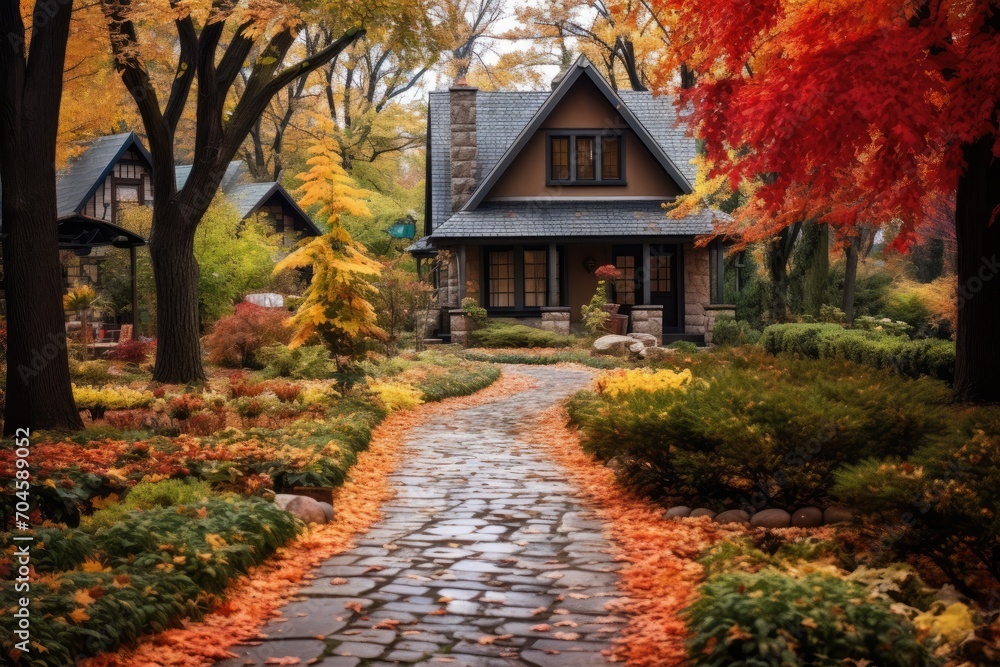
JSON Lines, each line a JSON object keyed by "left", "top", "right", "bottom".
{"left": 667, "top": 340, "right": 699, "bottom": 353}
{"left": 567, "top": 350, "right": 953, "bottom": 508}
{"left": 461, "top": 297, "right": 489, "bottom": 327}
{"left": 0, "top": 497, "right": 299, "bottom": 666}
{"left": 685, "top": 570, "right": 939, "bottom": 667}
{"left": 834, "top": 407, "right": 1000, "bottom": 590}
{"left": 258, "top": 344, "right": 334, "bottom": 379}
{"left": 463, "top": 350, "right": 625, "bottom": 369}
{"left": 710, "top": 315, "right": 762, "bottom": 347}
{"left": 468, "top": 321, "right": 577, "bottom": 349}
{"left": 419, "top": 362, "right": 501, "bottom": 402}
{"left": 885, "top": 290, "right": 934, "bottom": 332}
{"left": 760, "top": 323, "right": 955, "bottom": 382}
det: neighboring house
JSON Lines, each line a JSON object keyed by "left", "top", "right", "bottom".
{"left": 412, "top": 56, "right": 732, "bottom": 344}
{"left": 54, "top": 132, "right": 319, "bottom": 288}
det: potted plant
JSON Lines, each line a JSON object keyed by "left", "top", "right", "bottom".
{"left": 64, "top": 285, "right": 105, "bottom": 356}
{"left": 582, "top": 264, "right": 627, "bottom": 335}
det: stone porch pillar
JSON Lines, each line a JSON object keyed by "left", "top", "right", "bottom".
{"left": 630, "top": 305, "right": 663, "bottom": 345}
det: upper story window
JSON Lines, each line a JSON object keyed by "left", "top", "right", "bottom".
{"left": 548, "top": 131, "right": 624, "bottom": 185}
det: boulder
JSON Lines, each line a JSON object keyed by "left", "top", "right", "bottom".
{"left": 665, "top": 506, "right": 692, "bottom": 519}
{"left": 627, "top": 333, "right": 658, "bottom": 348}
{"left": 751, "top": 509, "right": 792, "bottom": 528}
{"left": 715, "top": 509, "right": 750, "bottom": 525}
{"left": 318, "top": 501, "right": 335, "bottom": 523}
{"left": 593, "top": 335, "right": 640, "bottom": 356}
{"left": 823, "top": 506, "right": 854, "bottom": 525}
{"left": 275, "top": 493, "right": 327, "bottom": 524}
{"left": 689, "top": 508, "right": 717, "bottom": 519}
{"left": 792, "top": 507, "right": 824, "bottom": 528}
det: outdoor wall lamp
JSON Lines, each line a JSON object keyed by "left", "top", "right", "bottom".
{"left": 583, "top": 256, "right": 596, "bottom": 273}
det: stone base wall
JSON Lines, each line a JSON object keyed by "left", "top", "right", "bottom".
{"left": 630, "top": 305, "right": 663, "bottom": 345}
{"left": 540, "top": 307, "right": 571, "bottom": 334}
{"left": 704, "top": 304, "right": 736, "bottom": 345}
{"left": 449, "top": 309, "right": 470, "bottom": 346}
{"left": 684, "top": 244, "right": 711, "bottom": 335}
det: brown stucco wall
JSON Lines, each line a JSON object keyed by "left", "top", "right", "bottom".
{"left": 483, "top": 78, "right": 684, "bottom": 200}
{"left": 565, "top": 243, "right": 613, "bottom": 322}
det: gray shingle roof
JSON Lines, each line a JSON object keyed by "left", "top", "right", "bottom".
{"left": 430, "top": 201, "right": 720, "bottom": 240}
{"left": 175, "top": 161, "right": 247, "bottom": 192}
{"left": 427, "top": 72, "right": 699, "bottom": 234}
{"left": 226, "top": 182, "right": 278, "bottom": 219}
{"left": 55, "top": 132, "right": 147, "bottom": 217}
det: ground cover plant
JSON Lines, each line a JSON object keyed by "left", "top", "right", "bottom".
{"left": 0, "top": 352, "right": 499, "bottom": 666}
{"left": 466, "top": 320, "right": 579, "bottom": 349}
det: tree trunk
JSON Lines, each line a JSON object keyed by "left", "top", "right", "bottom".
{"left": 148, "top": 210, "right": 206, "bottom": 384}
{"left": 953, "top": 134, "right": 1000, "bottom": 403}
{"left": 767, "top": 223, "right": 801, "bottom": 321}
{"left": 802, "top": 222, "right": 829, "bottom": 316}
{"left": 1, "top": 0, "right": 81, "bottom": 435}
{"left": 843, "top": 239, "right": 859, "bottom": 326}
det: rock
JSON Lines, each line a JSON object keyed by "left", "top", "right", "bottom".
{"left": 629, "top": 342, "right": 645, "bottom": 354}
{"left": 318, "top": 501, "right": 335, "bottom": 522}
{"left": 751, "top": 509, "right": 792, "bottom": 528}
{"left": 593, "top": 334, "right": 640, "bottom": 356}
{"left": 627, "top": 333, "right": 658, "bottom": 348}
{"left": 275, "top": 494, "right": 327, "bottom": 524}
{"left": 665, "top": 506, "right": 692, "bottom": 519}
{"left": 689, "top": 508, "right": 717, "bottom": 519}
{"left": 823, "top": 506, "right": 854, "bottom": 525}
{"left": 792, "top": 507, "right": 824, "bottom": 528}
{"left": 715, "top": 509, "right": 750, "bottom": 525}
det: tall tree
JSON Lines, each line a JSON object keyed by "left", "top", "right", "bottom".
{"left": 661, "top": 0, "right": 1000, "bottom": 402}
{"left": 100, "top": 0, "right": 375, "bottom": 383}
{"left": 1, "top": 0, "right": 84, "bottom": 434}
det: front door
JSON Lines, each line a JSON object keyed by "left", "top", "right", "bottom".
{"left": 612, "top": 245, "right": 642, "bottom": 317}
{"left": 649, "top": 244, "right": 681, "bottom": 332}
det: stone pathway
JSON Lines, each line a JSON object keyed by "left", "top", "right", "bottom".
{"left": 220, "top": 365, "right": 625, "bottom": 667}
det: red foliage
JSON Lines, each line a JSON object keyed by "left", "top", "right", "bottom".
{"left": 105, "top": 410, "right": 155, "bottom": 431}
{"left": 168, "top": 393, "right": 204, "bottom": 421}
{"left": 204, "top": 302, "right": 292, "bottom": 369}
{"left": 268, "top": 381, "right": 301, "bottom": 403}
{"left": 107, "top": 339, "right": 153, "bottom": 364}
{"left": 659, "top": 0, "right": 1000, "bottom": 249}
{"left": 594, "top": 264, "right": 623, "bottom": 280}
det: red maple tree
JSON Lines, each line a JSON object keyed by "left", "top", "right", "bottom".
{"left": 658, "top": 0, "right": 1000, "bottom": 401}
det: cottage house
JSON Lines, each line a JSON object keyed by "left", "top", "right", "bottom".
{"left": 413, "top": 57, "right": 733, "bottom": 344}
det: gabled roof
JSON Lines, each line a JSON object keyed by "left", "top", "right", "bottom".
{"left": 55, "top": 132, "right": 152, "bottom": 217}
{"left": 460, "top": 56, "right": 694, "bottom": 212}
{"left": 175, "top": 160, "right": 247, "bottom": 192}
{"left": 228, "top": 182, "right": 322, "bottom": 236}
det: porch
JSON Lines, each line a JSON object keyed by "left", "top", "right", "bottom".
{"left": 436, "top": 239, "right": 732, "bottom": 345}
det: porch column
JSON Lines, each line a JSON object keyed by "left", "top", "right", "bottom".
{"left": 642, "top": 243, "right": 651, "bottom": 304}
{"left": 548, "top": 243, "right": 558, "bottom": 306}
{"left": 457, "top": 246, "right": 467, "bottom": 303}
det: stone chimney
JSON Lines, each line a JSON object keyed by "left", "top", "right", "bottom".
{"left": 450, "top": 79, "right": 478, "bottom": 211}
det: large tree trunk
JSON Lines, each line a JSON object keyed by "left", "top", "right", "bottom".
{"left": 766, "top": 223, "right": 802, "bottom": 321}
{"left": 148, "top": 209, "right": 206, "bottom": 383}
{"left": 1, "top": 0, "right": 82, "bottom": 434}
{"left": 953, "top": 134, "right": 1000, "bottom": 403}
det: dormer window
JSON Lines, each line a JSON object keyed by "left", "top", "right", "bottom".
{"left": 547, "top": 131, "right": 624, "bottom": 185}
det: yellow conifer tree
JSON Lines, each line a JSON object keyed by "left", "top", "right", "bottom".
{"left": 276, "top": 120, "right": 385, "bottom": 360}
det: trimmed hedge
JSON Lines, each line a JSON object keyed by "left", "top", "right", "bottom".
{"left": 760, "top": 323, "right": 955, "bottom": 382}
{"left": 468, "top": 321, "right": 577, "bottom": 349}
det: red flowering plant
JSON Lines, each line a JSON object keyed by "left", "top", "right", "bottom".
{"left": 582, "top": 264, "right": 624, "bottom": 335}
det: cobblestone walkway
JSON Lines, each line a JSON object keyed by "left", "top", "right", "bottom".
{"left": 221, "top": 365, "right": 625, "bottom": 667}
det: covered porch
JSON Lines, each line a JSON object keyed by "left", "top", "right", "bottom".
{"left": 437, "top": 238, "right": 731, "bottom": 345}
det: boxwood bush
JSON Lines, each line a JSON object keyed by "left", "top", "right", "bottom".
{"left": 760, "top": 323, "right": 955, "bottom": 382}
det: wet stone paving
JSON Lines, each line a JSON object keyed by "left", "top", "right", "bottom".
{"left": 220, "top": 365, "right": 625, "bottom": 667}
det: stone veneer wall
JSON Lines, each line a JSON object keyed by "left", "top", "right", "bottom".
{"left": 449, "top": 309, "right": 470, "bottom": 346}
{"left": 704, "top": 305, "right": 736, "bottom": 344}
{"left": 450, "top": 86, "right": 478, "bottom": 212}
{"left": 684, "top": 244, "right": 711, "bottom": 335}
{"left": 540, "top": 307, "right": 571, "bottom": 334}
{"left": 630, "top": 305, "right": 663, "bottom": 345}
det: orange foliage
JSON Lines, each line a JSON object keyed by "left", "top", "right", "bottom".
{"left": 532, "top": 405, "right": 742, "bottom": 667}
{"left": 83, "top": 372, "right": 530, "bottom": 667}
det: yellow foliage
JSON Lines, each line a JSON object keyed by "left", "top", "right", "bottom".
{"left": 72, "top": 385, "right": 155, "bottom": 411}
{"left": 889, "top": 276, "right": 957, "bottom": 331}
{"left": 295, "top": 115, "right": 372, "bottom": 224}
{"left": 63, "top": 286, "right": 99, "bottom": 312}
{"left": 593, "top": 368, "right": 696, "bottom": 397}
{"left": 912, "top": 602, "right": 975, "bottom": 644}
{"left": 367, "top": 380, "right": 424, "bottom": 411}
